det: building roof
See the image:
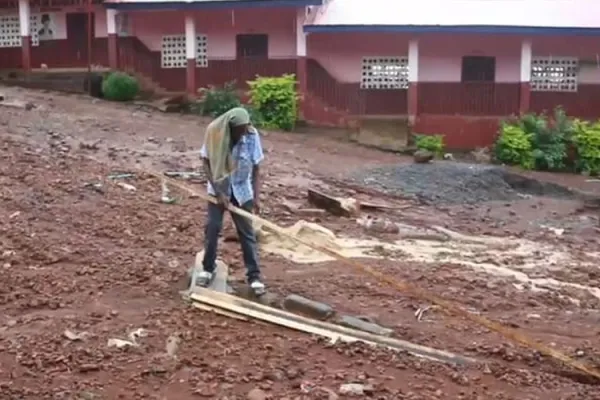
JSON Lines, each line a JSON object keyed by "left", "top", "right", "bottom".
{"left": 305, "top": 0, "right": 600, "bottom": 35}
{"left": 105, "top": 0, "right": 321, "bottom": 10}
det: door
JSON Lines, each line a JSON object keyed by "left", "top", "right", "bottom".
{"left": 66, "top": 13, "right": 95, "bottom": 64}
{"left": 236, "top": 34, "right": 268, "bottom": 58}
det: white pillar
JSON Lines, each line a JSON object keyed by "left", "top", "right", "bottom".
{"left": 18, "top": 0, "right": 30, "bottom": 37}
{"left": 296, "top": 8, "right": 307, "bottom": 57}
{"left": 520, "top": 39, "right": 532, "bottom": 82}
{"left": 185, "top": 15, "right": 196, "bottom": 61}
{"left": 107, "top": 9, "right": 117, "bottom": 35}
{"left": 408, "top": 39, "right": 419, "bottom": 83}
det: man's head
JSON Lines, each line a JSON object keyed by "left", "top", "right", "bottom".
{"left": 227, "top": 107, "right": 251, "bottom": 142}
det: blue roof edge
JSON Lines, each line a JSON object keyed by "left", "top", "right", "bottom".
{"left": 105, "top": 0, "right": 322, "bottom": 10}
{"left": 303, "top": 24, "right": 600, "bottom": 36}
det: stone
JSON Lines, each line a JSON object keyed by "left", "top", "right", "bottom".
{"left": 191, "top": 251, "right": 229, "bottom": 293}
{"left": 413, "top": 150, "right": 434, "bottom": 164}
{"left": 247, "top": 387, "right": 268, "bottom": 400}
{"left": 282, "top": 294, "right": 334, "bottom": 320}
{"left": 339, "top": 383, "right": 374, "bottom": 396}
{"left": 337, "top": 315, "right": 393, "bottom": 336}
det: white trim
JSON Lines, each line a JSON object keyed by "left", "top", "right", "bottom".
{"left": 520, "top": 39, "right": 532, "bottom": 82}
{"left": 185, "top": 15, "right": 196, "bottom": 60}
{"left": 296, "top": 8, "right": 307, "bottom": 56}
{"left": 408, "top": 39, "right": 418, "bottom": 82}
{"left": 18, "top": 0, "right": 30, "bottom": 36}
{"left": 107, "top": 9, "right": 117, "bottom": 35}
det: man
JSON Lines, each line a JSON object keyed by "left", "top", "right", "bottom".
{"left": 196, "top": 107, "right": 265, "bottom": 295}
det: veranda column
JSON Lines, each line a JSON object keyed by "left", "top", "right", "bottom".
{"left": 407, "top": 39, "right": 419, "bottom": 124}
{"left": 185, "top": 15, "right": 197, "bottom": 96}
{"left": 296, "top": 8, "right": 308, "bottom": 118}
{"left": 107, "top": 9, "right": 118, "bottom": 69}
{"left": 18, "top": 0, "right": 31, "bottom": 73}
{"left": 519, "top": 39, "right": 532, "bottom": 114}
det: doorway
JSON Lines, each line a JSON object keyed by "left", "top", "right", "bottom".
{"left": 66, "top": 13, "right": 95, "bottom": 64}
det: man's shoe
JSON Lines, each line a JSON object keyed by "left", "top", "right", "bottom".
{"left": 249, "top": 279, "right": 266, "bottom": 296}
{"left": 196, "top": 270, "right": 214, "bottom": 288}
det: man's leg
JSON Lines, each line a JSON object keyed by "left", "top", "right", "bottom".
{"left": 230, "top": 198, "right": 265, "bottom": 294}
{"left": 197, "top": 201, "right": 225, "bottom": 287}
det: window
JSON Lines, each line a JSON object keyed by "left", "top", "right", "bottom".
{"left": 360, "top": 57, "right": 409, "bottom": 89}
{"left": 160, "top": 34, "right": 207, "bottom": 68}
{"left": 531, "top": 57, "right": 578, "bottom": 92}
{"left": 236, "top": 34, "right": 268, "bottom": 58}
{"left": 461, "top": 56, "right": 496, "bottom": 82}
{"left": 0, "top": 14, "right": 39, "bottom": 48}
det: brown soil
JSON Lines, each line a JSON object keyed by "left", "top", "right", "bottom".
{"left": 0, "top": 86, "right": 599, "bottom": 399}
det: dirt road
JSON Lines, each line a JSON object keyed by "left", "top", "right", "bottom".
{"left": 1, "top": 86, "right": 599, "bottom": 399}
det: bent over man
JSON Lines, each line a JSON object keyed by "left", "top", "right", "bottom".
{"left": 196, "top": 107, "right": 265, "bottom": 295}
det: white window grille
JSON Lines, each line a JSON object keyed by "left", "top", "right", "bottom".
{"left": 361, "top": 57, "right": 409, "bottom": 89}
{"left": 531, "top": 57, "right": 578, "bottom": 92}
{"left": 161, "top": 35, "right": 186, "bottom": 68}
{"left": 196, "top": 34, "right": 207, "bottom": 67}
{"left": 0, "top": 15, "right": 39, "bottom": 48}
{"left": 161, "top": 34, "right": 208, "bottom": 68}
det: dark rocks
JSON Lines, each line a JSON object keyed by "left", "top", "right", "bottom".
{"left": 337, "top": 315, "right": 393, "bottom": 336}
{"left": 282, "top": 294, "right": 334, "bottom": 320}
{"left": 413, "top": 150, "right": 434, "bottom": 163}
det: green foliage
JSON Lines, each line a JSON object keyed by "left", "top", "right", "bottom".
{"left": 247, "top": 74, "right": 297, "bottom": 131}
{"left": 414, "top": 134, "right": 444, "bottom": 155}
{"left": 195, "top": 81, "right": 242, "bottom": 117}
{"left": 573, "top": 120, "right": 600, "bottom": 175}
{"left": 494, "top": 123, "right": 534, "bottom": 169}
{"left": 523, "top": 108, "right": 572, "bottom": 171}
{"left": 101, "top": 72, "right": 139, "bottom": 102}
{"left": 495, "top": 107, "right": 576, "bottom": 171}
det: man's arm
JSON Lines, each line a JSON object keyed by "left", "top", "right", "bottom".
{"left": 251, "top": 132, "right": 265, "bottom": 208}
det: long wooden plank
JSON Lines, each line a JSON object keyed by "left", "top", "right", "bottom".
{"left": 190, "top": 289, "right": 473, "bottom": 365}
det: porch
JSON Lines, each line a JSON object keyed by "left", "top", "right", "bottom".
{"left": 303, "top": 31, "right": 600, "bottom": 149}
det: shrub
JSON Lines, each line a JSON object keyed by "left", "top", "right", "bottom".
{"left": 247, "top": 74, "right": 297, "bottom": 131}
{"left": 521, "top": 108, "right": 571, "bottom": 171}
{"left": 195, "top": 81, "right": 242, "bottom": 117}
{"left": 102, "top": 72, "right": 139, "bottom": 102}
{"left": 414, "top": 134, "right": 444, "bottom": 155}
{"left": 573, "top": 120, "right": 600, "bottom": 175}
{"left": 494, "top": 122, "right": 534, "bottom": 169}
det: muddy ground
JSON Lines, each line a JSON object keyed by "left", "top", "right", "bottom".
{"left": 1, "top": 86, "right": 600, "bottom": 399}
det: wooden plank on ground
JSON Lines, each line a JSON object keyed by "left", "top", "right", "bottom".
{"left": 307, "top": 188, "right": 356, "bottom": 217}
{"left": 190, "top": 289, "right": 473, "bottom": 365}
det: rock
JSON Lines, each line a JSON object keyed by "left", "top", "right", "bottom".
{"left": 282, "top": 294, "right": 334, "bottom": 320}
{"left": 413, "top": 150, "right": 434, "bottom": 164}
{"left": 337, "top": 315, "right": 393, "bottom": 336}
{"left": 247, "top": 387, "right": 268, "bottom": 400}
{"left": 339, "top": 383, "right": 373, "bottom": 396}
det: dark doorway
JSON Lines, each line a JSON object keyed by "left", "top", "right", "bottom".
{"left": 461, "top": 56, "right": 496, "bottom": 82}
{"left": 66, "top": 13, "right": 95, "bottom": 64}
{"left": 236, "top": 34, "right": 268, "bottom": 58}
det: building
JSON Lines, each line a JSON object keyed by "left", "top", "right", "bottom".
{"left": 1, "top": 0, "right": 599, "bottom": 149}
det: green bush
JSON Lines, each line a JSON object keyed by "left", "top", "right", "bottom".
{"left": 573, "top": 120, "right": 600, "bottom": 175}
{"left": 195, "top": 81, "right": 242, "bottom": 117}
{"left": 414, "top": 134, "right": 444, "bottom": 155}
{"left": 494, "top": 122, "right": 534, "bottom": 169}
{"left": 102, "top": 72, "right": 139, "bottom": 102}
{"left": 248, "top": 74, "right": 297, "bottom": 131}
{"left": 522, "top": 108, "right": 572, "bottom": 171}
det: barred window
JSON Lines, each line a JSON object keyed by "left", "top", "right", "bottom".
{"left": 361, "top": 57, "right": 409, "bottom": 89}
{"left": 531, "top": 57, "right": 578, "bottom": 92}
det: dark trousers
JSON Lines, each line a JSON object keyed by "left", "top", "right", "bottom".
{"left": 202, "top": 196, "right": 261, "bottom": 282}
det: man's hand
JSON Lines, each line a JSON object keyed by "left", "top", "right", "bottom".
{"left": 253, "top": 197, "right": 261, "bottom": 215}
{"left": 216, "top": 193, "right": 230, "bottom": 210}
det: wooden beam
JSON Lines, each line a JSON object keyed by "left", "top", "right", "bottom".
{"left": 190, "top": 289, "right": 474, "bottom": 365}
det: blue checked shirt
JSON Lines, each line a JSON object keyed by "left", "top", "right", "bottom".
{"left": 200, "top": 130, "right": 264, "bottom": 205}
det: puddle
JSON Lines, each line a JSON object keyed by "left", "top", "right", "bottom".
{"left": 256, "top": 220, "right": 600, "bottom": 300}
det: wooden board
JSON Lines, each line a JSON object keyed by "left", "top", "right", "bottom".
{"left": 307, "top": 188, "right": 354, "bottom": 217}
{"left": 190, "top": 289, "right": 473, "bottom": 365}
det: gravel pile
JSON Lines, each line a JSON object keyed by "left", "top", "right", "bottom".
{"left": 348, "top": 162, "right": 569, "bottom": 205}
